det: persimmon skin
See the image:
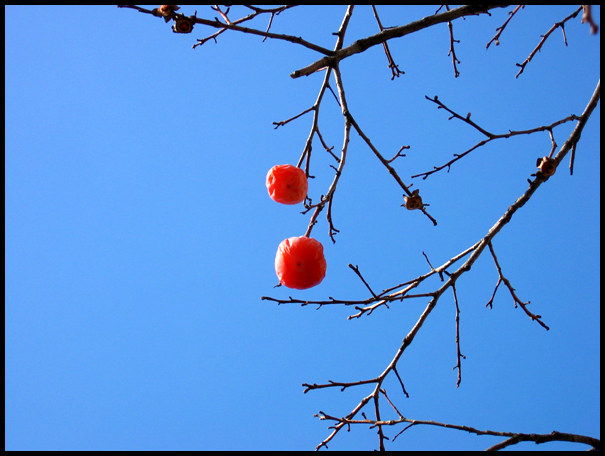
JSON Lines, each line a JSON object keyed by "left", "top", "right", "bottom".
{"left": 266, "top": 164, "right": 308, "bottom": 205}
{"left": 275, "top": 236, "right": 327, "bottom": 290}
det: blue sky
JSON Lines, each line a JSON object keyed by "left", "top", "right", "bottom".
{"left": 5, "top": 5, "right": 600, "bottom": 451}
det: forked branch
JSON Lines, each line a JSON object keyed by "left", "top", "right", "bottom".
{"left": 290, "top": 5, "right": 508, "bottom": 78}
{"left": 412, "top": 95, "right": 580, "bottom": 180}
{"left": 316, "top": 414, "right": 600, "bottom": 451}
{"left": 301, "top": 79, "right": 599, "bottom": 450}
{"left": 515, "top": 6, "right": 583, "bottom": 77}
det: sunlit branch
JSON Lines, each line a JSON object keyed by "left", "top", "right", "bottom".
{"left": 317, "top": 414, "right": 600, "bottom": 451}
{"left": 290, "top": 5, "right": 508, "bottom": 78}
{"left": 119, "top": 5, "right": 332, "bottom": 55}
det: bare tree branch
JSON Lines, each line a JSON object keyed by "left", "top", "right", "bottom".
{"left": 486, "top": 241, "right": 549, "bottom": 330}
{"left": 122, "top": 6, "right": 599, "bottom": 451}
{"left": 515, "top": 6, "right": 583, "bottom": 77}
{"left": 411, "top": 95, "right": 581, "bottom": 180}
{"left": 317, "top": 414, "right": 601, "bottom": 451}
{"left": 302, "top": 78, "right": 599, "bottom": 450}
{"left": 119, "top": 5, "right": 333, "bottom": 55}
{"left": 290, "top": 5, "right": 508, "bottom": 78}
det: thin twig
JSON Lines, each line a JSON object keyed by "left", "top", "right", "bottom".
{"left": 301, "top": 7, "right": 355, "bottom": 242}
{"left": 452, "top": 284, "right": 465, "bottom": 387}
{"left": 348, "top": 264, "right": 377, "bottom": 297}
{"left": 371, "top": 5, "right": 404, "bottom": 79}
{"left": 487, "top": 242, "right": 550, "bottom": 330}
{"left": 412, "top": 95, "right": 580, "bottom": 179}
{"left": 444, "top": 5, "right": 461, "bottom": 78}
{"left": 386, "top": 145, "right": 410, "bottom": 163}
{"left": 263, "top": 242, "right": 479, "bottom": 315}
{"left": 346, "top": 112, "right": 438, "bottom": 225}
{"left": 515, "top": 6, "right": 582, "bottom": 78}
{"left": 486, "top": 5, "right": 525, "bottom": 49}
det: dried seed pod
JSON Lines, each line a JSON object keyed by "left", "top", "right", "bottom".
{"left": 537, "top": 156, "right": 557, "bottom": 178}
{"left": 172, "top": 16, "right": 194, "bottom": 33}
{"left": 402, "top": 189, "right": 423, "bottom": 210}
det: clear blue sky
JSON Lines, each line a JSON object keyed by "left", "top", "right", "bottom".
{"left": 5, "top": 5, "right": 600, "bottom": 451}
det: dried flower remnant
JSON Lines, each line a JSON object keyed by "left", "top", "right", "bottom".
{"left": 402, "top": 189, "right": 423, "bottom": 210}
{"left": 581, "top": 5, "right": 599, "bottom": 35}
{"left": 153, "top": 5, "right": 180, "bottom": 22}
{"left": 536, "top": 156, "right": 557, "bottom": 179}
{"left": 173, "top": 16, "right": 194, "bottom": 34}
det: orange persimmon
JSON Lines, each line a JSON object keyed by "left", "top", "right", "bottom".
{"left": 275, "top": 236, "right": 327, "bottom": 289}
{"left": 266, "top": 164, "right": 308, "bottom": 205}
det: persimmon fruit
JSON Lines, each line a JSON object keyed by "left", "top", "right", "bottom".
{"left": 275, "top": 236, "right": 327, "bottom": 289}
{"left": 266, "top": 164, "right": 308, "bottom": 205}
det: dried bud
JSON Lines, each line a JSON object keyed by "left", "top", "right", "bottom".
{"left": 402, "top": 190, "right": 423, "bottom": 210}
{"left": 172, "top": 16, "right": 194, "bottom": 34}
{"left": 536, "top": 156, "right": 557, "bottom": 178}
